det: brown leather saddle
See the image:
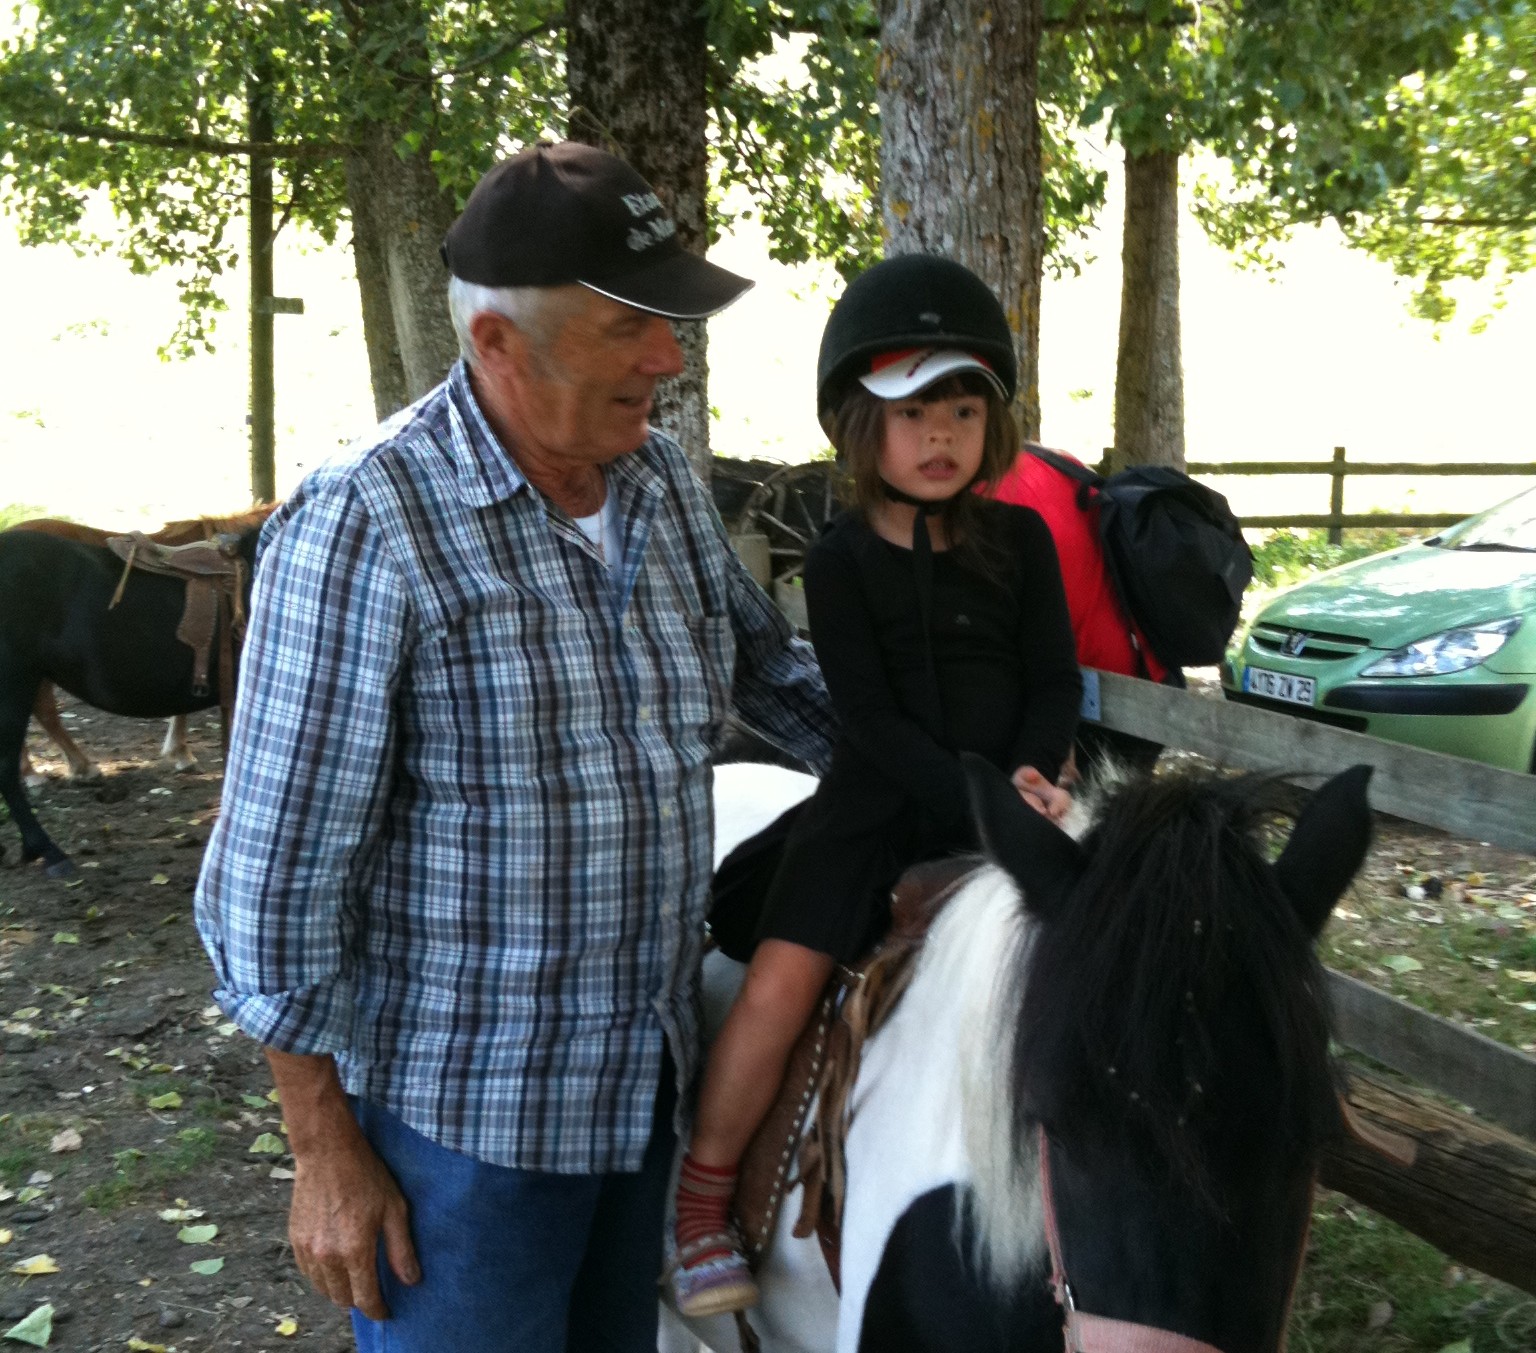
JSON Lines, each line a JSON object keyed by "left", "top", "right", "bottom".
{"left": 105, "top": 531, "right": 250, "bottom": 745}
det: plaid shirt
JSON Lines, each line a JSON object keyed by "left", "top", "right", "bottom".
{"left": 195, "top": 361, "right": 834, "bottom": 1173}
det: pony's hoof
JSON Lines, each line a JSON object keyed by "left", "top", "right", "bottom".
{"left": 172, "top": 757, "right": 199, "bottom": 774}
{"left": 43, "top": 856, "right": 80, "bottom": 882}
{"left": 69, "top": 763, "right": 104, "bottom": 783}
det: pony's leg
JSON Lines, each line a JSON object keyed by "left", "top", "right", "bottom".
{"left": 30, "top": 682, "right": 100, "bottom": 781}
{"left": 0, "top": 680, "right": 75, "bottom": 878}
{"left": 160, "top": 714, "right": 196, "bottom": 771}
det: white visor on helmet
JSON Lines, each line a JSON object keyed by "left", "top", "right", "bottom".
{"left": 859, "top": 347, "right": 1007, "bottom": 401}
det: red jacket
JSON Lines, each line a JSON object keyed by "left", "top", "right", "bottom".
{"left": 989, "top": 451, "right": 1169, "bottom": 682}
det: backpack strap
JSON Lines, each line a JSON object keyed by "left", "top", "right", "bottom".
{"left": 1023, "top": 444, "right": 1102, "bottom": 511}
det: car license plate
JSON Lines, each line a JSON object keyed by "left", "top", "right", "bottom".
{"left": 1243, "top": 666, "right": 1316, "bottom": 707}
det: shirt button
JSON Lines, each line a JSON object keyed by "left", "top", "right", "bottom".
{"left": 637, "top": 705, "right": 652, "bottom": 723}
{"left": 660, "top": 804, "right": 675, "bottom": 819}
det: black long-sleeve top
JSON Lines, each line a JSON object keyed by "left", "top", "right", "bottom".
{"left": 805, "top": 501, "right": 1082, "bottom": 835}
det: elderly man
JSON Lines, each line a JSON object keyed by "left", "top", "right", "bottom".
{"left": 194, "top": 141, "right": 835, "bottom": 1353}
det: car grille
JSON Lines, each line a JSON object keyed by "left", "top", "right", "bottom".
{"left": 1250, "top": 623, "right": 1371, "bottom": 661}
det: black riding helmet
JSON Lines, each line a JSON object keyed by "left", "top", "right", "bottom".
{"left": 816, "top": 254, "right": 1018, "bottom": 418}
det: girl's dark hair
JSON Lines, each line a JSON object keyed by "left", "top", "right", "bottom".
{"left": 820, "top": 371, "right": 1019, "bottom": 569}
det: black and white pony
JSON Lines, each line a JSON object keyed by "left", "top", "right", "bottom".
{"left": 665, "top": 756, "right": 1373, "bottom": 1353}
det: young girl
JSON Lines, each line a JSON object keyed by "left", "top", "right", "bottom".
{"left": 670, "top": 254, "right": 1082, "bottom": 1316}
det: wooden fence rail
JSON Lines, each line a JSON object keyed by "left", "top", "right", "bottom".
{"left": 1178, "top": 447, "right": 1536, "bottom": 542}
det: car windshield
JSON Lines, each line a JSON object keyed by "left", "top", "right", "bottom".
{"left": 1432, "top": 484, "right": 1536, "bottom": 553}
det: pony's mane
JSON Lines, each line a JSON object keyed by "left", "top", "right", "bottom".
{"left": 922, "top": 767, "right": 1338, "bottom": 1288}
{"left": 1014, "top": 769, "right": 1336, "bottom": 1184}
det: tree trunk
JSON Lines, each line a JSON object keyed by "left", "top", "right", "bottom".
{"left": 1112, "top": 148, "right": 1185, "bottom": 472}
{"left": 1322, "top": 1067, "right": 1536, "bottom": 1296}
{"left": 566, "top": 0, "right": 713, "bottom": 477}
{"left": 877, "top": 0, "right": 1045, "bottom": 440}
{"left": 345, "top": 160, "right": 409, "bottom": 421}
{"left": 340, "top": 0, "right": 459, "bottom": 415}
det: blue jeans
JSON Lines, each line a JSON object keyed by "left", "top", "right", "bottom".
{"left": 349, "top": 1057, "right": 677, "bottom": 1353}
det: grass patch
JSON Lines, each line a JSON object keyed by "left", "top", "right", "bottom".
{"left": 0, "top": 1114, "right": 67, "bottom": 1184}
{"left": 1249, "top": 527, "right": 1425, "bottom": 591}
{"left": 81, "top": 1127, "right": 220, "bottom": 1212}
{"left": 1291, "top": 1194, "right": 1536, "bottom": 1351}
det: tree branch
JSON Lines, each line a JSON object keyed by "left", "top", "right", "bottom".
{"left": 12, "top": 116, "right": 347, "bottom": 160}
{"left": 428, "top": 13, "right": 565, "bottom": 81}
{"left": 1417, "top": 214, "right": 1536, "bottom": 229}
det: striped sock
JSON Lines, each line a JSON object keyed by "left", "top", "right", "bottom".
{"left": 675, "top": 1153, "right": 738, "bottom": 1262}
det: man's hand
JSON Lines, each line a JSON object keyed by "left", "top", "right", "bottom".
{"left": 266, "top": 1050, "right": 420, "bottom": 1320}
{"left": 1011, "top": 764, "right": 1073, "bottom": 823}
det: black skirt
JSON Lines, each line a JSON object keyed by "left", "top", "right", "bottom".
{"left": 708, "top": 753, "right": 975, "bottom": 966}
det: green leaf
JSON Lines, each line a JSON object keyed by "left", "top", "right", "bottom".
{"left": 177, "top": 1224, "right": 218, "bottom": 1244}
{"left": 146, "top": 1092, "right": 183, "bottom": 1110}
{"left": 247, "top": 1133, "right": 287, "bottom": 1155}
{"left": 1382, "top": 955, "right": 1424, "bottom": 974}
{"left": 2, "top": 1303, "right": 54, "bottom": 1347}
{"left": 189, "top": 1256, "right": 225, "bottom": 1275}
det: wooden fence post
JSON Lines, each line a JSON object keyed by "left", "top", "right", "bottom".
{"left": 1328, "top": 445, "right": 1347, "bottom": 545}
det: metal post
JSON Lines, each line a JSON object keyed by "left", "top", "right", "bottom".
{"left": 248, "top": 66, "right": 276, "bottom": 505}
{"left": 1328, "top": 445, "right": 1347, "bottom": 545}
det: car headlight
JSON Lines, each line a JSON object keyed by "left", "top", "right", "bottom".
{"left": 1359, "top": 616, "right": 1521, "bottom": 678}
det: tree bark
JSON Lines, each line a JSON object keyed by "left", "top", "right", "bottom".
{"left": 339, "top": 0, "right": 459, "bottom": 415}
{"left": 344, "top": 158, "right": 409, "bottom": 421}
{"left": 876, "top": 0, "right": 1045, "bottom": 440}
{"left": 1321, "top": 1067, "right": 1536, "bottom": 1296}
{"left": 566, "top": 0, "right": 713, "bottom": 477}
{"left": 1112, "top": 148, "right": 1185, "bottom": 471}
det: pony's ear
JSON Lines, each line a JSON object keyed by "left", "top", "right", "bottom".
{"left": 963, "top": 753, "right": 1086, "bottom": 920}
{"left": 1273, "top": 764, "right": 1374, "bottom": 938}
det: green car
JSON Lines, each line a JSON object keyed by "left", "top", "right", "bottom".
{"left": 1222, "top": 484, "right": 1536, "bottom": 773}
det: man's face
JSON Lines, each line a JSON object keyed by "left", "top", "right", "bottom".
{"left": 510, "top": 288, "right": 686, "bottom": 465}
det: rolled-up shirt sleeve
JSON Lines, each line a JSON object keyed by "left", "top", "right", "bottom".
{"left": 194, "top": 480, "right": 409, "bottom": 1055}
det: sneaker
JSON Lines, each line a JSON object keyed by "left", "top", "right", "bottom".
{"left": 669, "top": 1232, "right": 760, "bottom": 1318}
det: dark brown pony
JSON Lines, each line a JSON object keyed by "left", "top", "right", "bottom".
{"left": 5, "top": 506, "right": 276, "bottom": 784}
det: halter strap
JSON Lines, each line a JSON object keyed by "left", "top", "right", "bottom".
{"left": 1038, "top": 1128, "right": 1227, "bottom": 1353}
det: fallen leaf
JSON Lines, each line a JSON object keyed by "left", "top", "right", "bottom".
{"left": 146, "top": 1092, "right": 183, "bottom": 1111}
{"left": 1, "top": 1303, "right": 53, "bottom": 1347}
{"left": 1382, "top": 955, "right": 1423, "bottom": 975}
{"left": 1434, "top": 1341, "right": 1472, "bottom": 1353}
{"left": 188, "top": 1257, "right": 225, "bottom": 1275}
{"left": 248, "top": 1133, "right": 286, "bottom": 1155}
{"left": 1366, "top": 1298, "right": 1392, "bottom": 1330}
{"left": 157, "top": 1207, "right": 204, "bottom": 1222}
{"left": 9, "top": 1254, "right": 59, "bottom": 1276}
{"left": 48, "top": 1129, "right": 82, "bottom": 1155}
{"left": 126, "top": 1341, "right": 169, "bottom": 1352}
{"left": 149, "top": 874, "right": 170, "bottom": 886}
{"left": 9, "top": 1008, "right": 40, "bottom": 1021}
{"left": 177, "top": 1224, "right": 218, "bottom": 1245}
{"left": 240, "top": 1094, "right": 268, "bottom": 1110}
{"left": 0, "top": 1229, "right": 13, "bottom": 1244}
{"left": 1510, "top": 971, "right": 1536, "bottom": 984}
{"left": 275, "top": 1316, "right": 299, "bottom": 1337}
{"left": 13, "top": 1189, "right": 43, "bottom": 1205}
{"left": 50, "top": 933, "right": 78, "bottom": 945}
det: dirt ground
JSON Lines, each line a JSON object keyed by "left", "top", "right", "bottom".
{"left": 1, "top": 698, "right": 1533, "bottom": 1352}
{"left": 0, "top": 704, "right": 350, "bottom": 1352}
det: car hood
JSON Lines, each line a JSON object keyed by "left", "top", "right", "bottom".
{"left": 1258, "top": 544, "right": 1536, "bottom": 648}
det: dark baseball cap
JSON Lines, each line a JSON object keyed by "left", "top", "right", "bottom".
{"left": 441, "top": 141, "right": 753, "bottom": 320}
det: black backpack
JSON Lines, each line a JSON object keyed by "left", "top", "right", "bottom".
{"left": 1025, "top": 446, "right": 1253, "bottom": 669}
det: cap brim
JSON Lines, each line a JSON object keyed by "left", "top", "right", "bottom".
{"left": 859, "top": 349, "right": 1007, "bottom": 401}
{"left": 580, "top": 251, "right": 753, "bottom": 320}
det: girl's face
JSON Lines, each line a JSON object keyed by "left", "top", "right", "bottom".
{"left": 877, "top": 392, "right": 988, "bottom": 501}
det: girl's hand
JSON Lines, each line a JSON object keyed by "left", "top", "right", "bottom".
{"left": 1011, "top": 765, "right": 1073, "bottom": 823}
